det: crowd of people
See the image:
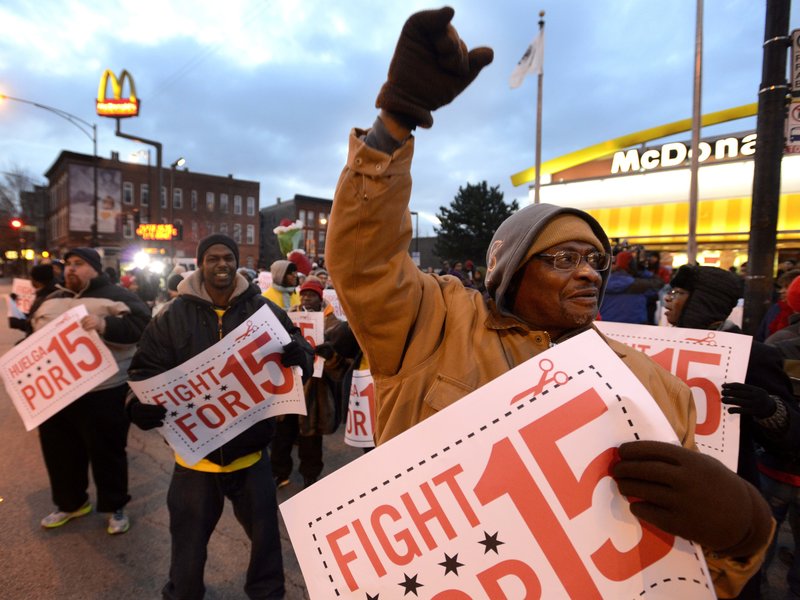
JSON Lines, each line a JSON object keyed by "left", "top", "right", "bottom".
{"left": 6, "top": 7, "right": 800, "bottom": 600}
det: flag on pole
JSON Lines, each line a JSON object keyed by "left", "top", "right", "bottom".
{"left": 509, "top": 31, "right": 544, "bottom": 89}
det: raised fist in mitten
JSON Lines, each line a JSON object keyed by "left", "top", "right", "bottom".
{"left": 376, "top": 6, "right": 493, "bottom": 128}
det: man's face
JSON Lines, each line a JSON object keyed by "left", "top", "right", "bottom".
{"left": 284, "top": 269, "right": 298, "bottom": 287}
{"left": 299, "top": 290, "right": 322, "bottom": 311}
{"left": 511, "top": 241, "right": 603, "bottom": 339}
{"left": 663, "top": 287, "right": 690, "bottom": 325}
{"left": 201, "top": 244, "right": 237, "bottom": 293}
{"left": 64, "top": 256, "right": 98, "bottom": 292}
{"left": 317, "top": 272, "right": 329, "bottom": 286}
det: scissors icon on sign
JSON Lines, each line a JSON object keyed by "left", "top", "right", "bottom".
{"left": 510, "top": 358, "right": 569, "bottom": 404}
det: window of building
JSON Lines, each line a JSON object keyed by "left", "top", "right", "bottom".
{"left": 161, "top": 186, "right": 167, "bottom": 209}
{"left": 173, "top": 188, "right": 183, "bottom": 210}
{"left": 299, "top": 209, "right": 306, "bottom": 225}
{"left": 141, "top": 184, "right": 150, "bottom": 206}
{"left": 220, "top": 193, "right": 229, "bottom": 213}
{"left": 206, "top": 192, "right": 214, "bottom": 212}
{"left": 247, "top": 196, "right": 255, "bottom": 216}
{"left": 220, "top": 222, "right": 228, "bottom": 234}
{"left": 308, "top": 210, "right": 315, "bottom": 227}
{"left": 246, "top": 224, "right": 255, "bottom": 245}
{"left": 191, "top": 221, "right": 199, "bottom": 242}
{"left": 175, "top": 218, "right": 183, "bottom": 240}
{"left": 318, "top": 230, "right": 326, "bottom": 251}
{"left": 234, "top": 195, "right": 242, "bottom": 215}
{"left": 191, "top": 190, "right": 198, "bottom": 211}
{"left": 123, "top": 182, "right": 133, "bottom": 205}
{"left": 123, "top": 215, "right": 134, "bottom": 239}
{"left": 206, "top": 221, "right": 214, "bottom": 235}
{"left": 233, "top": 223, "right": 242, "bottom": 243}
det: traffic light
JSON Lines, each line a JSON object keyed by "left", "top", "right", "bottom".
{"left": 10, "top": 218, "right": 22, "bottom": 229}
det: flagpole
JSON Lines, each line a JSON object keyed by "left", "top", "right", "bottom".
{"left": 687, "top": 0, "right": 703, "bottom": 264}
{"left": 534, "top": 10, "right": 545, "bottom": 204}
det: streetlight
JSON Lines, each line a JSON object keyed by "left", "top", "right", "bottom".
{"left": 169, "top": 157, "right": 185, "bottom": 261}
{"left": 0, "top": 93, "right": 99, "bottom": 246}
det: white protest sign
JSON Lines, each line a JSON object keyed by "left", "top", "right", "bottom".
{"left": 12, "top": 278, "right": 36, "bottom": 314}
{"left": 257, "top": 271, "right": 272, "bottom": 292}
{"left": 323, "top": 289, "right": 347, "bottom": 321}
{"left": 595, "top": 322, "right": 749, "bottom": 471}
{"left": 344, "top": 368, "right": 375, "bottom": 448}
{"left": 0, "top": 305, "right": 118, "bottom": 431}
{"left": 5, "top": 295, "right": 26, "bottom": 320}
{"left": 289, "top": 311, "right": 325, "bottom": 378}
{"left": 281, "top": 330, "right": 715, "bottom": 599}
{"left": 128, "top": 304, "right": 306, "bottom": 466}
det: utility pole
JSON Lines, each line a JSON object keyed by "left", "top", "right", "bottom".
{"left": 743, "top": 0, "right": 792, "bottom": 335}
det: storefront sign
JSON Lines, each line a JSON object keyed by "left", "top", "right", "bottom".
{"left": 96, "top": 69, "right": 140, "bottom": 118}
{"left": 281, "top": 330, "right": 715, "bottom": 599}
{"left": 0, "top": 305, "right": 118, "bottom": 431}
{"left": 128, "top": 305, "right": 306, "bottom": 466}
{"left": 611, "top": 134, "right": 756, "bottom": 174}
{"left": 136, "top": 223, "right": 180, "bottom": 241}
{"left": 791, "top": 29, "right": 800, "bottom": 94}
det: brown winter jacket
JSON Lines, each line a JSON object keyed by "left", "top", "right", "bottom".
{"left": 327, "top": 127, "right": 769, "bottom": 598}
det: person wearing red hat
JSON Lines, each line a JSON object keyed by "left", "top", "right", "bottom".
{"left": 272, "top": 276, "right": 347, "bottom": 489}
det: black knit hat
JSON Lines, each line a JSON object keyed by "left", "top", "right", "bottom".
{"left": 65, "top": 247, "right": 103, "bottom": 275}
{"left": 670, "top": 265, "right": 741, "bottom": 329}
{"left": 30, "top": 264, "right": 54, "bottom": 284}
{"left": 196, "top": 234, "right": 239, "bottom": 268}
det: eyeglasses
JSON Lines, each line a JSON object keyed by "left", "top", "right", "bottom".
{"left": 664, "top": 288, "right": 689, "bottom": 300}
{"left": 533, "top": 250, "right": 611, "bottom": 272}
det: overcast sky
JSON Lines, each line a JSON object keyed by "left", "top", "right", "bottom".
{"left": 1, "top": 1, "right": 798, "bottom": 236}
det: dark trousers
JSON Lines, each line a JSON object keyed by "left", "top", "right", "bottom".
{"left": 162, "top": 454, "right": 285, "bottom": 600}
{"left": 270, "top": 414, "right": 323, "bottom": 481}
{"left": 38, "top": 384, "right": 130, "bottom": 513}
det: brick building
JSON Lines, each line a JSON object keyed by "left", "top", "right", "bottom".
{"left": 44, "top": 151, "right": 260, "bottom": 270}
{"left": 260, "top": 194, "right": 332, "bottom": 268}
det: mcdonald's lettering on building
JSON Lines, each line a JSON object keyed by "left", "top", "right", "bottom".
{"left": 96, "top": 69, "right": 140, "bottom": 118}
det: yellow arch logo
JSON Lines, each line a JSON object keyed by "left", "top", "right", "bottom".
{"left": 96, "top": 69, "right": 140, "bottom": 118}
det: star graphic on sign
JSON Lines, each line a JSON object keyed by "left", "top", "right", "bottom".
{"left": 204, "top": 394, "right": 212, "bottom": 400}
{"left": 187, "top": 403, "right": 195, "bottom": 409}
{"left": 398, "top": 573, "right": 423, "bottom": 596}
{"left": 170, "top": 411, "right": 178, "bottom": 417}
{"left": 479, "top": 531, "right": 505, "bottom": 554}
{"left": 220, "top": 384, "right": 228, "bottom": 391}
{"left": 439, "top": 553, "right": 464, "bottom": 576}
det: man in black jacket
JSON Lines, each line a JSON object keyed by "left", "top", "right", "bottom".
{"left": 127, "top": 234, "right": 313, "bottom": 600}
{"left": 32, "top": 248, "right": 151, "bottom": 535}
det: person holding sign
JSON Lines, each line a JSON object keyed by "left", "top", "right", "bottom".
{"left": 30, "top": 247, "right": 151, "bottom": 535}
{"left": 127, "top": 234, "right": 314, "bottom": 600}
{"left": 665, "top": 264, "right": 800, "bottom": 598}
{"left": 325, "top": 7, "right": 773, "bottom": 597}
{"left": 272, "top": 276, "right": 348, "bottom": 489}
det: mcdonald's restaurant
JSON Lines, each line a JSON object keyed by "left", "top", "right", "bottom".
{"left": 513, "top": 108, "right": 800, "bottom": 271}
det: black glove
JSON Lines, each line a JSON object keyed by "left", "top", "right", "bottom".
{"left": 612, "top": 440, "right": 773, "bottom": 557}
{"left": 375, "top": 6, "right": 494, "bottom": 128}
{"left": 127, "top": 399, "right": 167, "bottom": 430}
{"left": 314, "top": 342, "right": 335, "bottom": 360}
{"left": 281, "top": 340, "right": 312, "bottom": 368}
{"left": 721, "top": 382, "right": 778, "bottom": 419}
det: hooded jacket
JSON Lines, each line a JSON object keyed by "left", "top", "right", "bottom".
{"left": 669, "top": 265, "right": 800, "bottom": 483}
{"left": 326, "top": 127, "right": 768, "bottom": 595}
{"left": 32, "top": 274, "right": 151, "bottom": 390}
{"left": 264, "top": 259, "right": 299, "bottom": 309}
{"left": 128, "top": 270, "right": 313, "bottom": 466}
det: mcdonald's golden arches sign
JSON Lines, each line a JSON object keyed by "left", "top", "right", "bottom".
{"left": 96, "top": 69, "right": 140, "bottom": 118}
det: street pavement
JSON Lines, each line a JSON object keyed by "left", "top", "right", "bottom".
{"left": 0, "top": 278, "right": 795, "bottom": 599}
{"left": 0, "top": 279, "right": 362, "bottom": 599}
